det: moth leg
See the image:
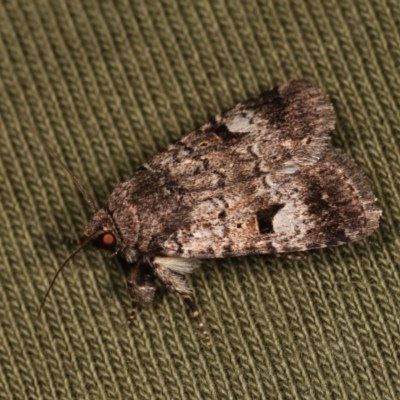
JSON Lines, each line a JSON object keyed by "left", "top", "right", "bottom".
{"left": 152, "top": 257, "right": 211, "bottom": 345}
{"left": 182, "top": 294, "right": 211, "bottom": 347}
{"left": 124, "top": 301, "right": 138, "bottom": 328}
{"left": 124, "top": 260, "right": 156, "bottom": 327}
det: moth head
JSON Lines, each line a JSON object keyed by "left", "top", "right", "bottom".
{"left": 84, "top": 208, "right": 119, "bottom": 255}
{"left": 84, "top": 199, "right": 140, "bottom": 263}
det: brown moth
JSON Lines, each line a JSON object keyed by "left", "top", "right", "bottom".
{"left": 40, "top": 80, "right": 381, "bottom": 338}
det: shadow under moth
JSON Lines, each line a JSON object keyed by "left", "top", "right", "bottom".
{"left": 40, "top": 80, "right": 381, "bottom": 341}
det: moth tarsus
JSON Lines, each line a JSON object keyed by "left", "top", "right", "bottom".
{"left": 123, "top": 303, "right": 138, "bottom": 329}
{"left": 40, "top": 80, "right": 381, "bottom": 341}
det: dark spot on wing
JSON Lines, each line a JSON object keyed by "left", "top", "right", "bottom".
{"left": 256, "top": 204, "right": 285, "bottom": 234}
{"left": 218, "top": 210, "right": 226, "bottom": 219}
{"left": 214, "top": 124, "right": 237, "bottom": 140}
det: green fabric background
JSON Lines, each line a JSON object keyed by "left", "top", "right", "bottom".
{"left": 0, "top": 0, "right": 399, "bottom": 399}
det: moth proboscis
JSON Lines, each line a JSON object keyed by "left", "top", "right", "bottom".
{"left": 39, "top": 80, "right": 381, "bottom": 344}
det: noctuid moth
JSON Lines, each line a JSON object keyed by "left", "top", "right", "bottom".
{"left": 40, "top": 80, "right": 381, "bottom": 341}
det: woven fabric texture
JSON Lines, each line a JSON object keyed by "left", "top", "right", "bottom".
{"left": 0, "top": 0, "right": 399, "bottom": 399}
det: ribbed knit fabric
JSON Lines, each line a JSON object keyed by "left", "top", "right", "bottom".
{"left": 0, "top": 0, "right": 399, "bottom": 399}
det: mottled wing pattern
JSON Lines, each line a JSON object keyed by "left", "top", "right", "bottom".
{"left": 159, "top": 149, "right": 379, "bottom": 257}
{"left": 122, "top": 80, "right": 380, "bottom": 258}
{"left": 146, "top": 80, "right": 334, "bottom": 191}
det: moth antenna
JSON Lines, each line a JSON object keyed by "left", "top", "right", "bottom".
{"left": 38, "top": 236, "right": 93, "bottom": 316}
{"left": 42, "top": 141, "right": 98, "bottom": 212}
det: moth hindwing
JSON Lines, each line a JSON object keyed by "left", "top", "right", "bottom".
{"left": 44, "top": 80, "right": 381, "bottom": 337}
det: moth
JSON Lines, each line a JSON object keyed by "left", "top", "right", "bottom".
{"left": 40, "top": 80, "right": 381, "bottom": 338}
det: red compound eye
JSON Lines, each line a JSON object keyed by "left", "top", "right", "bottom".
{"left": 94, "top": 232, "right": 116, "bottom": 251}
{"left": 102, "top": 233, "right": 115, "bottom": 246}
